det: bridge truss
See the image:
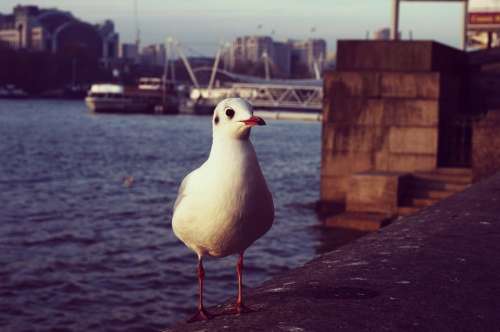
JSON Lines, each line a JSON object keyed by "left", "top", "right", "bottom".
{"left": 225, "top": 83, "right": 323, "bottom": 111}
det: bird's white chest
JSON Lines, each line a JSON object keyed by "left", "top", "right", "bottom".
{"left": 172, "top": 142, "right": 274, "bottom": 257}
{"left": 198, "top": 155, "right": 263, "bottom": 226}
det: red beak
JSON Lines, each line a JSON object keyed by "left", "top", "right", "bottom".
{"left": 240, "top": 116, "right": 266, "bottom": 126}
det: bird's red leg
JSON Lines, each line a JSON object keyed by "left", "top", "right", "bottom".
{"left": 187, "top": 257, "right": 213, "bottom": 322}
{"left": 234, "top": 252, "right": 253, "bottom": 314}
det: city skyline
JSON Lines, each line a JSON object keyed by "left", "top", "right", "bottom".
{"left": 1, "top": 0, "right": 500, "bottom": 56}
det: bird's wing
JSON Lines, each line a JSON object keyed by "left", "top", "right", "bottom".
{"left": 173, "top": 170, "right": 195, "bottom": 212}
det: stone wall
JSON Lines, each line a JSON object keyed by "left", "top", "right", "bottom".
{"left": 472, "top": 110, "right": 500, "bottom": 181}
{"left": 321, "top": 41, "right": 465, "bottom": 203}
{"left": 336, "top": 40, "right": 466, "bottom": 73}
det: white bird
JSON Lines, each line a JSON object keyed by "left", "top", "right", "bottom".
{"left": 172, "top": 98, "right": 274, "bottom": 322}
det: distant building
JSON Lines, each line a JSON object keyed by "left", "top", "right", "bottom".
{"left": 467, "top": 30, "right": 500, "bottom": 49}
{"left": 119, "top": 43, "right": 139, "bottom": 62}
{"left": 374, "top": 28, "right": 391, "bottom": 40}
{"left": 373, "top": 28, "right": 401, "bottom": 40}
{"left": 224, "top": 35, "right": 326, "bottom": 78}
{"left": 287, "top": 38, "right": 327, "bottom": 77}
{"left": 96, "top": 20, "right": 119, "bottom": 66}
{"left": 0, "top": 5, "right": 118, "bottom": 65}
{"left": 227, "top": 35, "right": 275, "bottom": 67}
{"left": 140, "top": 43, "right": 166, "bottom": 67}
{"left": 273, "top": 41, "right": 291, "bottom": 77}
{"left": 325, "top": 51, "right": 336, "bottom": 69}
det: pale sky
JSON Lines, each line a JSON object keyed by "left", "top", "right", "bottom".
{"left": 1, "top": 0, "right": 500, "bottom": 56}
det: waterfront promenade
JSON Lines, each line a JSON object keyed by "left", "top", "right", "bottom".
{"left": 168, "top": 172, "right": 500, "bottom": 331}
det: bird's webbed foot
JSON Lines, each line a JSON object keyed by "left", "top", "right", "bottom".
{"left": 187, "top": 307, "right": 213, "bottom": 323}
{"left": 234, "top": 302, "right": 255, "bottom": 314}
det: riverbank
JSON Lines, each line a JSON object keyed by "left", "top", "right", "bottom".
{"left": 167, "top": 172, "right": 500, "bottom": 331}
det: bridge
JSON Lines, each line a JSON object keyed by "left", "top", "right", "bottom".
{"left": 167, "top": 39, "right": 323, "bottom": 112}
{"left": 191, "top": 66, "right": 322, "bottom": 87}
{"left": 189, "top": 67, "right": 323, "bottom": 111}
{"left": 229, "top": 82, "right": 322, "bottom": 110}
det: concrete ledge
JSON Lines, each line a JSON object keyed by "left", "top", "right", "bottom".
{"left": 168, "top": 172, "right": 500, "bottom": 331}
{"left": 324, "top": 211, "right": 391, "bottom": 231}
{"left": 335, "top": 40, "right": 466, "bottom": 73}
{"left": 346, "top": 171, "right": 411, "bottom": 214}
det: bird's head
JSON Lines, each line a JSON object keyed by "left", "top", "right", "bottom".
{"left": 212, "top": 98, "right": 266, "bottom": 140}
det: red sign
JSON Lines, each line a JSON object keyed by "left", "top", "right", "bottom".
{"left": 469, "top": 12, "right": 500, "bottom": 27}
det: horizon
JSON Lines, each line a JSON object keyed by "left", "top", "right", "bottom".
{"left": 1, "top": 1, "right": 500, "bottom": 56}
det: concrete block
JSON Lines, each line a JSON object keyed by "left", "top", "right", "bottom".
{"left": 387, "top": 153, "right": 437, "bottom": 172}
{"left": 320, "top": 150, "right": 335, "bottom": 176}
{"left": 321, "top": 151, "right": 374, "bottom": 177}
{"left": 320, "top": 175, "right": 349, "bottom": 202}
{"left": 346, "top": 172, "right": 409, "bottom": 214}
{"left": 337, "top": 41, "right": 433, "bottom": 72}
{"left": 336, "top": 40, "right": 466, "bottom": 73}
{"left": 327, "top": 98, "right": 439, "bottom": 127}
{"left": 322, "top": 101, "right": 333, "bottom": 124}
{"left": 329, "top": 98, "right": 384, "bottom": 126}
{"left": 322, "top": 123, "right": 335, "bottom": 151}
{"left": 324, "top": 212, "right": 391, "bottom": 231}
{"left": 380, "top": 72, "right": 440, "bottom": 99}
{"left": 325, "top": 71, "right": 380, "bottom": 98}
{"left": 383, "top": 99, "right": 439, "bottom": 127}
{"left": 375, "top": 150, "right": 391, "bottom": 171}
{"left": 388, "top": 127, "right": 438, "bottom": 155}
{"left": 331, "top": 126, "right": 387, "bottom": 153}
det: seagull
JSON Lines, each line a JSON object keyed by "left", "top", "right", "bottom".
{"left": 172, "top": 98, "right": 274, "bottom": 322}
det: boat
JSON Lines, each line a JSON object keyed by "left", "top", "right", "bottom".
{"left": 0, "top": 84, "right": 28, "bottom": 99}
{"left": 85, "top": 78, "right": 179, "bottom": 114}
{"left": 183, "top": 87, "right": 236, "bottom": 115}
{"left": 63, "top": 84, "right": 89, "bottom": 99}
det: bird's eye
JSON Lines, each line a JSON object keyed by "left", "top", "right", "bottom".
{"left": 225, "top": 108, "right": 235, "bottom": 119}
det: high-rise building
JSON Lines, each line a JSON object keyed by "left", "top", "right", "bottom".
{"left": 228, "top": 36, "right": 273, "bottom": 66}
{"left": 140, "top": 43, "right": 166, "bottom": 66}
{"left": 273, "top": 41, "right": 291, "bottom": 77}
{"left": 287, "top": 38, "right": 327, "bottom": 77}
{"left": 225, "top": 35, "right": 326, "bottom": 78}
{"left": 119, "top": 43, "right": 139, "bottom": 62}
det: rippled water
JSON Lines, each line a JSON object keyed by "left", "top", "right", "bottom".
{"left": 0, "top": 100, "right": 363, "bottom": 331}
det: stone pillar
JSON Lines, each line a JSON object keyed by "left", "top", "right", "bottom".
{"left": 321, "top": 40, "right": 466, "bottom": 203}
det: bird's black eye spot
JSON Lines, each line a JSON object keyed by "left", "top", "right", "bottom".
{"left": 225, "top": 108, "right": 235, "bottom": 119}
{"left": 214, "top": 116, "right": 219, "bottom": 125}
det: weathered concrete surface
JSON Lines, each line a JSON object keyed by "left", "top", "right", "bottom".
{"left": 167, "top": 173, "right": 500, "bottom": 331}
{"left": 346, "top": 172, "right": 410, "bottom": 215}
{"left": 321, "top": 40, "right": 474, "bottom": 204}
{"left": 336, "top": 40, "right": 466, "bottom": 73}
{"left": 473, "top": 110, "right": 500, "bottom": 181}
{"left": 321, "top": 74, "right": 441, "bottom": 201}
{"left": 324, "top": 211, "right": 391, "bottom": 232}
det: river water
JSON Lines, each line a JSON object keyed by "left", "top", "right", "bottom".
{"left": 0, "top": 100, "right": 363, "bottom": 331}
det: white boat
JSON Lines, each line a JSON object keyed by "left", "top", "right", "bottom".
{"left": 0, "top": 84, "right": 28, "bottom": 99}
{"left": 85, "top": 78, "right": 178, "bottom": 114}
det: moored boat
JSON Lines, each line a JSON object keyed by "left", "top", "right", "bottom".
{"left": 85, "top": 78, "right": 178, "bottom": 114}
{"left": 0, "top": 84, "right": 28, "bottom": 99}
